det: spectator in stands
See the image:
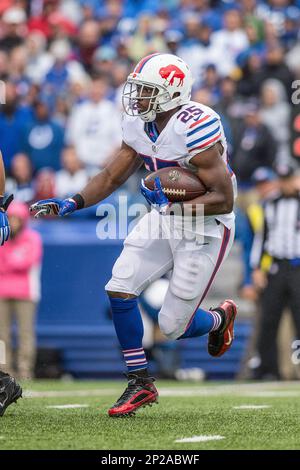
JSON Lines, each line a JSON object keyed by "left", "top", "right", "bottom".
{"left": 41, "top": 39, "right": 71, "bottom": 101}
{"left": 56, "top": 146, "right": 90, "bottom": 199}
{"left": 237, "top": 51, "right": 264, "bottom": 98}
{"left": 201, "top": 64, "right": 221, "bottom": 105}
{"left": 259, "top": 43, "right": 295, "bottom": 98}
{"left": 210, "top": 8, "right": 249, "bottom": 76}
{"left": 236, "top": 18, "right": 265, "bottom": 72}
{"left": 215, "top": 77, "right": 245, "bottom": 151}
{"left": 0, "top": 201, "right": 43, "bottom": 379}
{"left": 5, "top": 153, "right": 34, "bottom": 204}
{"left": 0, "top": 49, "right": 8, "bottom": 80}
{"left": 260, "top": 79, "right": 291, "bottom": 165}
{"left": 27, "top": 0, "right": 60, "bottom": 39}
{"left": 24, "top": 32, "right": 53, "bottom": 85}
{"left": 112, "top": 60, "right": 132, "bottom": 109}
{"left": 91, "top": 45, "right": 117, "bottom": 80}
{"left": 72, "top": 19, "right": 101, "bottom": 73}
{"left": 217, "top": 77, "right": 245, "bottom": 122}
{"left": 43, "top": 39, "right": 89, "bottom": 103}
{"left": 164, "top": 30, "right": 183, "bottom": 56}
{"left": 97, "top": 0, "right": 123, "bottom": 45}
{"left": 285, "top": 38, "right": 300, "bottom": 77}
{"left": 8, "top": 45, "right": 31, "bottom": 104}
{"left": 231, "top": 102, "right": 276, "bottom": 208}
{"left": 113, "top": 36, "right": 133, "bottom": 69}
{"left": 66, "top": 74, "right": 121, "bottom": 169}
{"left": 0, "top": 82, "right": 33, "bottom": 171}
{"left": 21, "top": 96, "right": 64, "bottom": 172}
{"left": 178, "top": 14, "right": 212, "bottom": 81}
{"left": 34, "top": 168, "right": 56, "bottom": 202}
{"left": 0, "top": 7, "right": 27, "bottom": 52}
{"left": 127, "top": 13, "right": 167, "bottom": 63}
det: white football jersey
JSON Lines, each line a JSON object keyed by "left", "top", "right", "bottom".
{"left": 122, "top": 100, "right": 236, "bottom": 231}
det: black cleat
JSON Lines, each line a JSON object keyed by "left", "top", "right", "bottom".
{"left": 108, "top": 373, "right": 158, "bottom": 417}
{"left": 0, "top": 372, "right": 22, "bottom": 417}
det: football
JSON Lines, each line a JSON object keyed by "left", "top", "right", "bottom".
{"left": 144, "top": 167, "right": 207, "bottom": 202}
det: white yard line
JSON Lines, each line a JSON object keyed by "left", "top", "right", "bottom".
{"left": 46, "top": 404, "right": 89, "bottom": 409}
{"left": 175, "top": 435, "right": 225, "bottom": 443}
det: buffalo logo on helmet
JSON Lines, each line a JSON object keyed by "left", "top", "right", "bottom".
{"left": 159, "top": 65, "right": 185, "bottom": 86}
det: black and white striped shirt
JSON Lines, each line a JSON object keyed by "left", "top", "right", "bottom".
{"left": 251, "top": 192, "right": 300, "bottom": 268}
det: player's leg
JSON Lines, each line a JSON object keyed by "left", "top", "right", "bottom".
{"left": 287, "top": 263, "right": 300, "bottom": 341}
{"left": 105, "top": 211, "right": 173, "bottom": 416}
{"left": 0, "top": 299, "right": 13, "bottom": 374}
{"left": 14, "top": 300, "right": 36, "bottom": 380}
{"left": 158, "top": 224, "right": 237, "bottom": 356}
{"left": 256, "top": 267, "right": 286, "bottom": 379}
{"left": 0, "top": 302, "right": 22, "bottom": 417}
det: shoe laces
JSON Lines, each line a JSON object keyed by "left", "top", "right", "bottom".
{"left": 115, "top": 374, "right": 155, "bottom": 404}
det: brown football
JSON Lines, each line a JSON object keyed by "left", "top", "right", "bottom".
{"left": 144, "top": 167, "right": 206, "bottom": 202}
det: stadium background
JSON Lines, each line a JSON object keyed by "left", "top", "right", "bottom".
{"left": 1, "top": 0, "right": 300, "bottom": 382}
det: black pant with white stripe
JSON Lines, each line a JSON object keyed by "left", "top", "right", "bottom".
{"left": 257, "top": 260, "right": 300, "bottom": 378}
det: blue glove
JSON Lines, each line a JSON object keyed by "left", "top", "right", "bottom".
{"left": 141, "top": 177, "right": 170, "bottom": 214}
{"left": 30, "top": 198, "right": 77, "bottom": 218}
{"left": 0, "top": 194, "right": 13, "bottom": 246}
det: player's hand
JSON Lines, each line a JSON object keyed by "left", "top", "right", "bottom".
{"left": 252, "top": 269, "right": 268, "bottom": 290}
{"left": 30, "top": 198, "right": 77, "bottom": 218}
{"left": 0, "top": 194, "right": 13, "bottom": 245}
{"left": 141, "top": 177, "right": 170, "bottom": 214}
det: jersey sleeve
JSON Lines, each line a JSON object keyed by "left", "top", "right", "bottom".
{"left": 185, "top": 113, "right": 222, "bottom": 158}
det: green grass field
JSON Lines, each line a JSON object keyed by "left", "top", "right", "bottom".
{"left": 1, "top": 380, "right": 300, "bottom": 450}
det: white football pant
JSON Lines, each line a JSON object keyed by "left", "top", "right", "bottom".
{"left": 105, "top": 210, "right": 235, "bottom": 339}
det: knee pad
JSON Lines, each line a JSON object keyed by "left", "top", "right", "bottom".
{"left": 170, "top": 274, "right": 201, "bottom": 301}
{"left": 158, "top": 309, "right": 185, "bottom": 340}
{"left": 105, "top": 251, "right": 141, "bottom": 295}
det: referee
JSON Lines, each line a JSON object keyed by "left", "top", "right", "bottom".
{"left": 251, "top": 164, "right": 300, "bottom": 379}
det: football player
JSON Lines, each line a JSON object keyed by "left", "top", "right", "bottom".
{"left": 30, "top": 54, "right": 238, "bottom": 417}
{"left": 0, "top": 151, "right": 22, "bottom": 416}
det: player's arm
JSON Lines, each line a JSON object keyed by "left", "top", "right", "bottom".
{"left": 30, "top": 142, "right": 142, "bottom": 217}
{"left": 80, "top": 142, "right": 142, "bottom": 207}
{"left": 182, "top": 142, "right": 234, "bottom": 216}
{"left": 0, "top": 151, "right": 14, "bottom": 245}
{"left": 0, "top": 150, "right": 5, "bottom": 198}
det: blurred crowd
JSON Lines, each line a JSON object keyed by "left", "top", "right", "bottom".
{"left": 0, "top": 0, "right": 299, "bottom": 205}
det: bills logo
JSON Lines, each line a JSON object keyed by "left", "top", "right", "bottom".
{"left": 159, "top": 65, "right": 185, "bottom": 86}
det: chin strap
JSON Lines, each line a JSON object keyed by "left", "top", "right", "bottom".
{"left": 140, "top": 109, "right": 157, "bottom": 122}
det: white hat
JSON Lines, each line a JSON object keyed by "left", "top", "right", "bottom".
{"left": 2, "top": 7, "right": 27, "bottom": 24}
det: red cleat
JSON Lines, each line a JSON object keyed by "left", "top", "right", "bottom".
{"left": 108, "top": 374, "right": 158, "bottom": 417}
{"left": 208, "top": 299, "right": 238, "bottom": 357}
